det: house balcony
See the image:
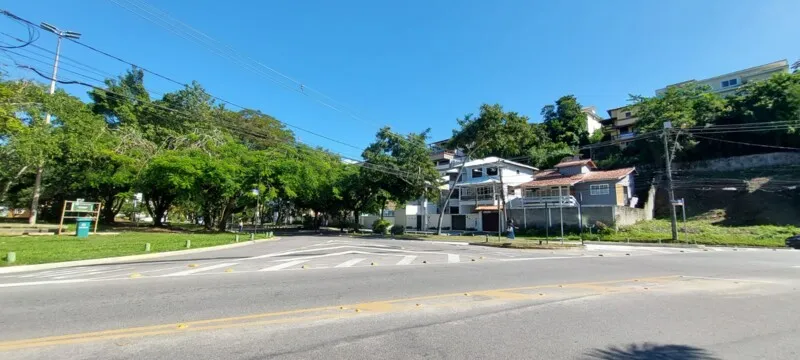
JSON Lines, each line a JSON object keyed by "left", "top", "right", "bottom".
{"left": 459, "top": 193, "right": 498, "bottom": 202}
{"left": 522, "top": 195, "right": 578, "bottom": 208}
{"left": 614, "top": 132, "right": 636, "bottom": 141}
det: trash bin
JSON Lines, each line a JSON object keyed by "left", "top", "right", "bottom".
{"left": 75, "top": 218, "right": 93, "bottom": 238}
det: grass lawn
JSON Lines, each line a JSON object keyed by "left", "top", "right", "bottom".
{"left": 0, "top": 231, "right": 247, "bottom": 266}
{"left": 380, "top": 218, "right": 797, "bottom": 248}
{"left": 603, "top": 219, "right": 797, "bottom": 247}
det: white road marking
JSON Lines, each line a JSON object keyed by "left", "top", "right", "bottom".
{"left": 18, "top": 267, "right": 92, "bottom": 278}
{"left": 260, "top": 260, "right": 307, "bottom": 271}
{"left": 274, "top": 250, "right": 372, "bottom": 262}
{"left": 447, "top": 254, "right": 460, "bottom": 263}
{"left": 498, "top": 256, "right": 585, "bottom": 262}
{"left": 679, "top": 275, "right": 776, "bottom": 284}
{"left": 334, "top": 258, "right": 366, "bottom": 268}
{"left": 0, "top": 279, "right": 94, "bottom": 288}
{"left": 52, "top": 267, "right": 134, "bottom": 279}
{"left": 396, "top": 255, "right": 417, "bottom": 265}
{"left": 163, "top": 263, "right": 238, "bottom": 276}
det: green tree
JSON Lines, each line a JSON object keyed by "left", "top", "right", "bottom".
{"left": 448, "top": 104, "right": 535, "bottom": 158}
{"left": 541, "top": 95, "right": 589, "bottom": 148}
{"left": 362, "top": 127, "right": 440, "bottom": 207}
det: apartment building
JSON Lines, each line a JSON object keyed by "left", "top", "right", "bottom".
{"left": 655, "top": 59, "right": 789, "bottom": 97}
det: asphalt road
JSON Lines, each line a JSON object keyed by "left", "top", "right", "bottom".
{"left": 1, "top": 235, "right": 798, "bottom": 359}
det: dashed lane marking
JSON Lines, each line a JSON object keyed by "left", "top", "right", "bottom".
{"left": 163, "top": 263, "right": 239, "bottom": 277}
{"left": 334, "top": 258, "right": 366, "bottom": 268}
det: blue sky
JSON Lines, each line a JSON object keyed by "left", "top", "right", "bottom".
{"left": 2, "top": 0, "right": 798, "bottom": 158}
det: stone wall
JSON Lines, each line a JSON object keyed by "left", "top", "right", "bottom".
{"left": 675, "top": 152, "right": 800, "bottom": 172}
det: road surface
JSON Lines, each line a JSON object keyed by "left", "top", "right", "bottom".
{"left": 1, "top": 235, "right": 798, "bottom": 359}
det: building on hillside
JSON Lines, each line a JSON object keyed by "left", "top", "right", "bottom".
{"left": 655, "top": 59, "right": 789, "bottom": 97}
{"left": 392, "top": 156, "right": 537, "bottom": 232}
{"left": 601, "top": 60, "right": 790, "bottom": 148}
{"left": 581, "top": 106, "right": 604, "bottom": 136}
{"left": 601, "top": 106, "right": 640, "bottom": 148}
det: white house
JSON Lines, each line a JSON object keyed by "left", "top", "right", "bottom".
{"left": 394, "top": 156, "right": 537, "bottom": 232}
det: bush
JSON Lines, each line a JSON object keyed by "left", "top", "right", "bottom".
{"left": 390, "top": 225, "right": 405, "bottom": 235}
{"left": 595, "top": 221, "right": 615, "bottom": 235}
{"left": 372, "top": 219, "right": 392, "bottom": 234}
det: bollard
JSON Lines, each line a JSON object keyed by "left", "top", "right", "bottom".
{"left": 250, "top": 233, "right": 255, "bottom": 241}
{"left": 6, "top": 252, "right": 16, "bottom": 264}
{"left": 185, "top": 240, "right": 191, "bottom": 248}
{"left": 144, "top": 243, "right": 151, "bottom": 252}
{"left": 485, "top": 234, "right": 489, "bottom": 243}
{"left": 235, "top": 234, "right": 240, "bottom": 242}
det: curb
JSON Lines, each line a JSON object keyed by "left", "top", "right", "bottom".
{"left": 0, "top": 237, "right": 279, "bottom": 274}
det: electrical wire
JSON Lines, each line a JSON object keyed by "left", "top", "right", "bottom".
{"left": 8, "top": 59, "right": 432, "bottom": 182}
{"left": 0, "top": 8, "right": 370, "bottom": 153}
{"left": 691, "top": 134, "right": 800, "bottom": 151}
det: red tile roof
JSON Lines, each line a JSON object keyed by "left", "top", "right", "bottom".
{"left": 554, "top": 159, "right": 597, "bottom": 169}
{"left": 517, "top": 167, "right": 635, "bottom": 188}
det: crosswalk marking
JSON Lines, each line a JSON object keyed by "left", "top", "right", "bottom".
{"left": 396, "top": 255, "right": 417, "bottom": 265}
{"left": 53, "top": 267, "right": 133, "bottom": 279}
{"left": 260, "top": 260, "right": 307, "bottom": 272}
{"left": 335, "top": 258, "right": 366, "bottom": 268}
{"left": 18, "top": 267, "right": 91, "bottom": 278}
{"left": 447, "top": 254, "right": 460, "bottom": 263}
{"left": 164, "top": 263, "right": 238, "bottom": 276}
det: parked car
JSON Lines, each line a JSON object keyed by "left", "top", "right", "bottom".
{"left": 786, "top": 235, "right": 800, "bottom": 249}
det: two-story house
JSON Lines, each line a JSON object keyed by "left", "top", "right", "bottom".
{"left": 516, "top": 159, "right": 636, "bottom": 209}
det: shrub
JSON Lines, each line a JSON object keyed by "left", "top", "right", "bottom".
{"left": 595, "top": 221, "right": 615, "bottom": 235}
{"left": 372, "top": 219, "right": 392, "bottom": 234}
{"left": 390, "top": 225, "right": 405, "bottom": 235}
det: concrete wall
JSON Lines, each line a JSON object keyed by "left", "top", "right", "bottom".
{"left": 359, "top": 215, "right": 395, "bottom": 228}
{"left": 508, "top": 205, "right": 647, "bottom": 230}
{"left": 675, "top": 152, "right": 800, "bottom": 172}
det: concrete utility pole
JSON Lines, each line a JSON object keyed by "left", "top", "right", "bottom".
{"left": 662, "top": 122, "right": 679, "bottom": 241}
{"left": 28, "top": 23, "right": 81, "bottom": 225}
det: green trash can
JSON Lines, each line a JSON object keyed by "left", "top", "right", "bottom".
{"left": 75, "top": 218, "right": 93, "bottom": 238}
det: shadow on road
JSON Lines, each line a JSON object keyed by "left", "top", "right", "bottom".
{"left": 585, "top": 343, "right": 720, "bottom": 360}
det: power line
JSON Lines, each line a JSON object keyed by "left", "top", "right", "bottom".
{"left": 8, "top": 59, "right": 429, "bottom": 182}
{"left": 0, "top": 8, "right": 368, "bottom": 153}
{"left": 106, "top": 0, "right": 418, "bottom": 143}
{"left": 692, "top": 134, "right": 800, "bottom": 151}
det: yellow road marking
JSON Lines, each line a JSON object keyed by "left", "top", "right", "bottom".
{"left": 0, "top": 275, "right": 680, "bottom": 351}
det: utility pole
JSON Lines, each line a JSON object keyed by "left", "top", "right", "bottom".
{"left": 662, "top": 122, "right": 679, "bottom": 241}
{"left": 497, "top": 161, "right": 508, "bottom": 233}
{"left": 28, "top": 23, "right": 81, "bottom": 225}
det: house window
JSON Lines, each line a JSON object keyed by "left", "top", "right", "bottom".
{"left": 486, "top": 167, "right": 498, "bottom": 176}
{"left": 507, "top": 186, "right": 515, "bottom": 196}
{"left": 450, "top": 188, "right": 460, "bottom": 199}
{"left": 450, "top": 206, "right": 460, "bottom": 215}
{"left": 590, "top": 184, "right": 610, "bottom": 195}
{"left": 624, "top": 111, "right": 632, "bottom": 118}
{"left": 524, "top": 188, "right": 539, "bottom": 198}
{"left": 471, "top": 168, "right": 483, "bottom": 178}
{"left": 476, "top": 186, "right": 493, "bottom": 199}
{"left": 549, "top": 187, "right": 562, "bottom": 197}
{"left": 721, "top": 78, "right": 738, "bottom": 88}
